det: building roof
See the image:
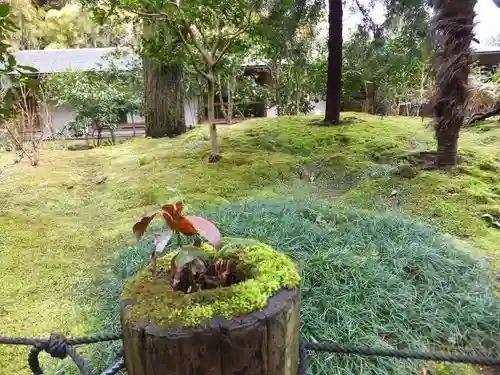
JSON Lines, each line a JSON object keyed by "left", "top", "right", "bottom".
{"left": 13, "top": 47, "right": 137, "bottom": 74}
{"left": 12, "top": 47, "right": 269, "bottom": 74}
{"left": 471, "top": 44, "right": 500, "bottom": 54}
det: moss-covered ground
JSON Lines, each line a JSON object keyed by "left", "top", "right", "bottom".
{"left": 1, "top": 114, "right": 499, "bottom": 374}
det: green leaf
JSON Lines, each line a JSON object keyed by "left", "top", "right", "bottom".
{"left": 174, "top": 246, "right": 206, "bottom": 267}
{"left": 18, "top": 65, "right": 38, "bottom": 73}
{"left": 0, "top": 3, "right": 10, "bottom": 18}
{"left": 481, "top": 213, "right": 494, "bottom": 223}
{"left": 7, "top": 54, "right": 15, "bottom": 67}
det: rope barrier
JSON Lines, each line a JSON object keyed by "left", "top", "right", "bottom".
{"left": 303, "top": 341, "right": 500, "bottom": 366}
{"left": 1, "top": 332, "right": 499, "bottom": 374}
{"left": 0, "top": 333, "right": 123, "bottom": 375}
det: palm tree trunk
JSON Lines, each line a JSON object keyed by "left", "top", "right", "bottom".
{"left": 323, "top": 0, "right": 343, "bottom": 125}
{"left": 431, "top": 0, "right": 476, "bottom": 167}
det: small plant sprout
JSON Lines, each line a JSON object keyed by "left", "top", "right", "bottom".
{"left": 133, "top": 201, "right": 257, "bottom": 293}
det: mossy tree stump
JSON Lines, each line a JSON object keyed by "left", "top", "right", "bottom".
{"left": 120, "top": 287, "right": 300, "bottom": 375}
{"left": 120, "top": 241, "right": 302, "bottom": 375}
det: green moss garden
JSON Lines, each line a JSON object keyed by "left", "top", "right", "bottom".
{"left": 1, "top": 115, "right": 500, "bottom": 374}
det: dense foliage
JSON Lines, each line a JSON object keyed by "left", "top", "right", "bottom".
{"left": 8, "top": 0, "right": 132, "bottom": 50}
{"left": 46, "top": 57, "right": 142, "bottom": 141}
{"left": 0, "top": 3, "right": 37, "bottom": 122}
{"left": 342, "top": 14, "right": 434, "bottom": 115}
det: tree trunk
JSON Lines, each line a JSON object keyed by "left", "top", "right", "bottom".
{"left": 431, "top": 0, "right": 476, "bottom": 167}
{"left": 120, "top": 287, "right": 301, "bottom": 375}
{"left": 131, "top": 112, "right": 136, "bottom": 137}
{"left": 227, "top": 78, "right": 233, "bottom": 124}
{"left": 143, "top": 57, "right": 187, "bottom": 138}
{"left": 323, "top": 0, "right": 343, "bottom": 125}
{"left": 295, "top": 88, "right": 300, "bottom": 116}
{"left": 207, "top": 78, "right": 221, "bottom": 162}
{"left": 275, "top": 62, "right": 282, "bottom": 116}
{"left": 110, "top": 128, "right": 116, "bottom": 145}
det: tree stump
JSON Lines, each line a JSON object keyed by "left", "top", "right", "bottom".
{"left": 120, "top": 287, "right": 301, "bottom": 375}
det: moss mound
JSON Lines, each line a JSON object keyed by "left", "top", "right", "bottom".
{"left": 122, "top": 240, "right": 301, "bottom": 327}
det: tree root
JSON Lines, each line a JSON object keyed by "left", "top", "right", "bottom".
{"left": 465, "top": 102, "right": 500, "bottom": 127}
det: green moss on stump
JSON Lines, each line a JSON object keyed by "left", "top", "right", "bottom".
{"left": 121, "top": 240, "right": 301, "bottom": 327}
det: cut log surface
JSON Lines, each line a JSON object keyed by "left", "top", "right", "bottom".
{"left": 120, "top": 287, "right": 301, "bottom": 375}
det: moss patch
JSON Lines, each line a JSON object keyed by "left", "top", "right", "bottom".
{"left": 2, "top": 115, "right": 500, "bottom": 373}
{"left": 122, "top": 240, "right": 300, "bottom": 327}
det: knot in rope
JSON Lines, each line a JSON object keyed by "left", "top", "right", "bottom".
{"left": 46, "top": 333, "right": 67, "bottom": 359}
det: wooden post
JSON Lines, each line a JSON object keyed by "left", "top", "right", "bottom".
{"left": 120, "top": 287, "right": 301, "bottom": 375}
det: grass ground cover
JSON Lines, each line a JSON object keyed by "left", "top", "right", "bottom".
{"left": 0, "top": 114, "right": 499, "bottom": 374}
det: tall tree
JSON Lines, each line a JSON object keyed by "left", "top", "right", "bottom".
{"left": 120, "top": 0, "right": 262, "bottom": 160}
{"left": 85, "top": 0, "right": 188, "bottom": 139}
{"left": 141, "top": 22, "right": 186, "bottom": 138}
{"left": 323, "top": 0, "right": 343, "bottom": 124}
{"left": 431, "top": 0, "right": 476, "bottom": 167}
{"left": 258, "top": 0, "right": 325, "bottom": 116}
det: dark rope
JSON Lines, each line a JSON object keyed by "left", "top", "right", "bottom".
{"left": 0, "top": 333, "right": 122, "bottom": 347}
{"left": 299, "top": 338, "right": 309, "bottom": 375}
{"left": 0, "top": 332, "right": 122, "bottom": 375}
{"left": 100, "top": 357, "right": 125, "bottom": 375}
{"left": 304, "top": 341, "right": 500, "bottom": 367}
{"left": 4, "top": 332, "right": 500, "bottom": 374}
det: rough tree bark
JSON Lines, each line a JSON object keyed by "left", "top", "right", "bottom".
{"left": 323, "top": 0, "right": 343, "bottom": 125}
{"left": 120, "top": 287, "right": 301, "bottom": 375}
{"left": 143, "top": 57, "right": 187, "bottom": 138}
{"left": 431, "top": 0, "right": 476, "bottom": 167}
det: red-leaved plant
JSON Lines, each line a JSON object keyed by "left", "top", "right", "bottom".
{"left": 133, "top": 201, "right": 245, "bottom": 293}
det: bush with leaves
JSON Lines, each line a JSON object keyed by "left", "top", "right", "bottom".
{"left": 0, "top": 3, "right": 38, "bottom": 123}
{"left": 46, "top": 67, "right": 142, "bottom": 144}
{"left": 0, "top": 3, "right": 43, "bottom": 165}
{"left": 467, "top": 65, "right": 500, "bottom": 114}
{"left": 342, "top": 25, "right": 433, "bottom": 115}
{"left": 258, "top": 1, "right": 327, "bottom": 116}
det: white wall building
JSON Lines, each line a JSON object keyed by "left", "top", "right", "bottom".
{"left": 13, "top": 47, "right": 199, "bottom": 133}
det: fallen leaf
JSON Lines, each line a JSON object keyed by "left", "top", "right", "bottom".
{"left": 191, "top": 258, "right": 206, "bottom": 274}
{"left": 482, "top": 213, "right": 494, "bottom": 223}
